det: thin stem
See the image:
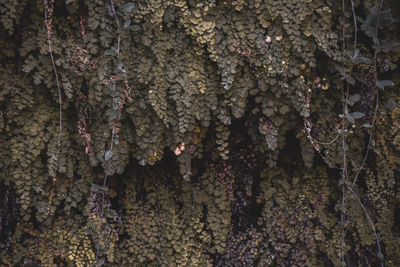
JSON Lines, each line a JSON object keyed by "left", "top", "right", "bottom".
{"left": 313, "top": 133, "right": 340, "bottom": 145}
{"left": 96, "top": 1, "right": 122, "bottom": 264}
{"left": 342, "top": 0, "right": 346, "bottom": 54}
{"left": 373, "top": 0, "right": 384, "bottom": 83}
{"left": 44, "top": 0, "right": 62, "bottom": 154}
{"left": 350, "top": 0, "right": 358, "bottom": 52}
{"left": 340, "top": 83, "right": 350, "bottom": 264}
{"left": 340, "top": 1, "right": 348, "bottom": 263}
{"left": 347, "top": 186, "right": 384, "bottom": 267}
{"left": 110, "top": 0, "right": 121, "bottom": 58}
{"left": 44, "top": 0, "right": 62, "bottom": 213}
{"left": 350, "top": 0, "right": 382, "bottom": 189}
{"left": 351, "top": 91, "right": 379, "bottom": 187}
{"left": 340, "top": 172, "right": 346, "bottom": 263}
{"left": 349, "top": 1, "right": 384, "bottom": 266}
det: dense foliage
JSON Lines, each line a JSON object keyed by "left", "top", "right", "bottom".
{"left": 0, "top": 0, "right": 399, "bottom": 266}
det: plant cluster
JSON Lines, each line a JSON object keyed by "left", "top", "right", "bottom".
{"left": 0, "top": 0, "right": 399, "bottom": 266}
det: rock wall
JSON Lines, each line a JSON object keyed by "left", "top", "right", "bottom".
{"left": 0, "top": 0, "right": 399, "bottom": 266}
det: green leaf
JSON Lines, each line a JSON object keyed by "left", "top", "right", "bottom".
{"left": 361, "top": 123, "right": 373, "bottom": 128}
{"left": 376, "top": 80, "right": 394, "bottom": 89}
{"left": 340, "top": 205, "right": 347, "bottom": 213}
{"left": 115, "top": 62, "right": 126, "bottom": 74}
{"left": 124, "top": 20, "right": 131, "bottom": 28}
{"left": 352, "top": 56, "right": 372, "bottom": 65}
{"left": 300, "top": 108, "right": 310, "bottom": 118}
{"left": 105, "top": 149, "right": 113, "bottom": 161}
{"left": 353, "top": 72, "right": 368, "bottom": 83}
{"left": 104, "top": 49, "right": 114, "bottom": 56}
{"left": 384, "top": 101, "right": 397, "bottom": 109}
{"left": 97, "top": 258, "right": 105, "bottom": 266}
{"left": 129, "top": 25, "right": 142, "bottom": 32}
{"left": 343, "top": 10, "right": 351, "bottom": 18}
{"left": 113, "top": 99, "right": 120, "bottom": 110}
{"left": 114, "top": 135, "right": 119, "bottom": 145}
{"left": 336, "top": 65, "right": 355, "bottom": 85}
{"left": 345, "top": 74, "right": 355, "bottom": 85}
{"left": 106, "top": 108, "right": 121, "bottom": 121}
{"left": 343, "top": 142, "right": 349, "bottom": 152}
{"left": 353, "top": 48, "right": 360, "bottom": 59}
{"left": 108, "top": 81, "right": 115, "bottom": 91}
{"left": 91, "top": 184, "right": 109, "bottom": 192}
{"left": 381, "top": 41, "right": 400, "bottom": 49}
{"left": 346, "top": 113, "right": 355, "bottom": 124}
{"left": 347, "top": 94, "right": 361, "bottom": 106}
{"left": 349, "top": 112, "right": 365, "bottom": 119}
{"left": 120, "top": 2, "right": 135, "bottom": 12}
